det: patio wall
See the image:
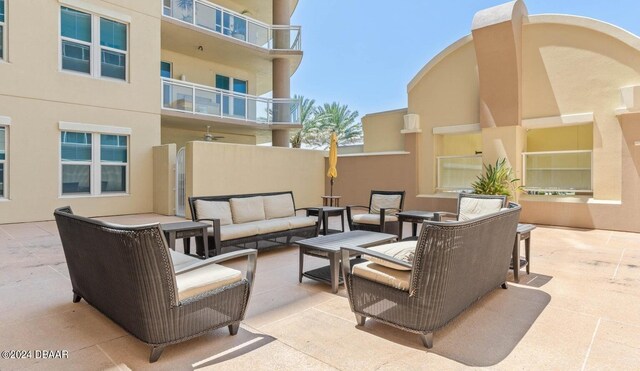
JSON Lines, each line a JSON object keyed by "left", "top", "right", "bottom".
{"left": 186, "top": 141, "right": 325, "bottom": 219}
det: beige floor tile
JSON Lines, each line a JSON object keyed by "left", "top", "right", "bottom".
{"left": 0, "top": 223, "right": 52, "bottom": 240}
{"left": 585, "top": 319, "right": 640, "bottom": 370}
{"left": 0, "top": 278, "right": 74, "bottom": 323}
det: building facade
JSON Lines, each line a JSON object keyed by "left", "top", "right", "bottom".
{"left": 0, "top": 0, "right": 302, "bottom": 223}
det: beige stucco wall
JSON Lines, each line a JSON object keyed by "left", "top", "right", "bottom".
{"left": 0, "top": 0, "right": 160, "bottom": 223}
{"left": 153, "top": 144, "right": 176, "bottom": 216}
{"left": 527, "top": 125, "right": 593, "bottom": 152}
{"left": 185, "top": 142, "right": 325, "bottom": 218}
{"left": 161, "top": 125, "right": 257, "bottom": 149}
{"left": 362, "top": 109, "right": 407, "bottom": 152}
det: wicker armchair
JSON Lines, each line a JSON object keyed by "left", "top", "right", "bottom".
{"left": 341, "top": 203, "right": 521, "bottom": 348}
{"left": 53, "top": 207, "right": 257, "bottom": 362}
{"left": 434, "top": 193, "right": 507, "bottom": 221}
{"left": 346, "top": 190, "right": 405, "bottom": 234}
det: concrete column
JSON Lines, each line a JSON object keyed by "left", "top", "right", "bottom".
{"left": 272, "top": 0, "right": 292, "bottom": 147}
{"left": 481, "top": 126, "right": 527, "bottom": 200}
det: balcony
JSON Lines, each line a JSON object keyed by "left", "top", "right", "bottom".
{"left": 161, "top": 78, "right": 301, "bottom": 126}
{"left": 436, "top": 154, "right": 483, "bottom": 192}
{"left": 162, "top": 0, "right": 301, "bottom": 51}
{"left": 522, "top": 150, "right": 593, "bottom": 195}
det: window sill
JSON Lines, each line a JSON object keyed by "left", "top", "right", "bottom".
{"left": 59, "top": 69, "right": 129, "bottom": 84}
{"left": 518, "top": 194, "right": 621, "bottom": 205}
{"left": 59, "top": 193, "right": 130, "bottom": 199}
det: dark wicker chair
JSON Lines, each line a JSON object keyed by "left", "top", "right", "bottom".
{"left": 346, "top": 190, "right": 405, "bottom": 234}
{"left": 434, "top": 193, "right": 508, "bottom": 221}
{"left": 53, "top": 207, "right": 257, "bottom": 363}
{"left": 341, "top": 203, "right": 521, "bottom": 348}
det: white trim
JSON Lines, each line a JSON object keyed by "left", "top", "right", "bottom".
{"left": 522, "top": 113, "right": 593, "bottom": 129}
{"left": 432, "top": 123, "right": 481, "bottom": 135}
{"left": 58, "top": 0, "right": 131, "bottom": 23}
{"left": 634, "top": 141, "right": 640, "bottom": 146}
{"left": 59, "top": 121, "right": 132, "bottom": 135}
{"left": 0, "top": 115, "right": 10, "bottom": 125}
{"left": 338, "top": 151, "right": 410, "bottom": 158}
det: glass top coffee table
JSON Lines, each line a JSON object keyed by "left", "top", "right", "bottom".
{"left": 297, "top": 230, "right": 397, "bottom": 293}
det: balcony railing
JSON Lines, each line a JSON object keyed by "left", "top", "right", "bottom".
{"left": 162, "top": 78, "right": 301, "bottom": 125}
{"left": 522, "top": 150, "right": 592, "bottom": 194}
{"left": 436, "top": 154, "right": 483, "bottom": 192}
{"left": 162, "top": 0, "right": 302, "bottom": 51}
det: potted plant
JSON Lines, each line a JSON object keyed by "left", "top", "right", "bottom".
{"left": 471, "top": 158, "right": 520, "bottom": 198}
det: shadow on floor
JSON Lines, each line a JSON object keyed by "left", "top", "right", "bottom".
{"left": 194, "top": 327, "right": 277, "bottom": 368}
{"left": 357, "top": 285, "right": 551, "bottom": 367}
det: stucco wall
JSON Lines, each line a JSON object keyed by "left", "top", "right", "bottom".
{"left": 362, "top": 109, "right": 406, "bottom": 152}
{"left": 161, "top": 125, "right": 257, "bottom": 149}
{"left": 153, "top": 144, "right": 176, "bottom": 216}
{"left": 186, "top": 142, "right": 325, "bottom": 218}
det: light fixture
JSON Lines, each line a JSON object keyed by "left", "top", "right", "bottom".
{"left": 204, "top": 125, "right": 224, "bottom": 142}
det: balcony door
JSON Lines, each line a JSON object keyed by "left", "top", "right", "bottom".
{"left": 215, "top": 74, "right": 247, "bottom": 119}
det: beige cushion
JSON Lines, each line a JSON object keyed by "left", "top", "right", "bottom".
{"left": 230, "top": 196, "right": 266, "bottom": 224}
{"left": 263, "top": 194, "right": 295, "bottom": 220}
{"left": 169, "top": 249, "right": 198, "bottom": 272}
{"left": 364, "top": 241, "right": 416, "bottom": 271}
{"left": 208, "top": 224, "right": 259, "bottom": 241}
{"left": 195, "top": 200, "right": 233, "bottom": 226}
{"left": 175, "top": 262, "right": 242, "bottom": 301}
{"left": 245, "top": 219, "right": 291, "bottom": 234}
{"left": 352, "top": 261, "right": 411, "bottom": 291}
{"left": 353, "top": 213, "right": 399, "bottom": 225}
{"left": 459, "top": 197, "right": 504, "bottom": 221}
{"left": 371, "top": 194, "right": 402, "bottom": 214}
{"left": 287, "top": 216, "right": 318, "bottom": 229}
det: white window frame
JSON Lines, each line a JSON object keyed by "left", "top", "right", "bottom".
{"left": 0, "top": 118, "right": 9, "bottom": 200}
{"left": 59, "top": 125, "right": 130, "bottom": 198}
{"left": 59, "top": 5, "right": 129, "bottom": 82}
{"left": 0, "top": 0, "right": 6, "bottom": 61}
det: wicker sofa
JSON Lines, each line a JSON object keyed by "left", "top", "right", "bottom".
{"left": 340, "top": 203, "right": 521, "bottom": 348}
{"left": 54, "top": 207, "right": 257, "bottom": 362}
{"left": 189, "top": 191, "right": 320, "bottom": 256}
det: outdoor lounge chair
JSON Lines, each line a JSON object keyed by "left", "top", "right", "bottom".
{"left": 346, "top": 190, "right": 405, "bottom": 234}
{"left": 53, "top": 207, "right": 257, "bottom": 363}
{"left": 434, "top": 193, "right": 507, "bottom": 221}
{"left": 341, "top": 203, "right": 521, "bottom": 348}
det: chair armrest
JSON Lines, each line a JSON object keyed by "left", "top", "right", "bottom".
{"left": 379, "top": 208, "right": 401, "bottom": 216}
{"left": 432, "top": 212, "right": 457, "bottom": 221}
{"left": 175, "top": 249, "right": 258, "bottom": 289}
{"left": 346, "top": 205, "right": 369, "bottom": 210}
{"left": 340, "top": 246, "right": 412, "bottom": 276}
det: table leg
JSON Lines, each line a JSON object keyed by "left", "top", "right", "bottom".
{"left": 323, "top": 212, "right": 329, "bottom": 236}
{"left": 513, "top": 232, "right": 521, "bottom": 283}
{"left": 398, "top": 218, "right": 404, "bottom": 240}
{"left": 525, "top": 236, "right": 531, "bottom": 274}
{"left": 202, "top": 227, "right": 209, "bottom": 259}
{"left": 299, "top": 247, "right": 304, "bottom": 283}
{"left": 329, "top": 252, "right": 340, "bottom": 294}
{"left": 183, "top": 238, "right": 191, "bottom": 254}
{"left": 168, "top": 231, "right": 176, "bottom": 251}
{"left": 412, "top": 222, "right": 418, "bottom": 237}
{"left": 340, "top": 212, "right": 345, "bottom": 232}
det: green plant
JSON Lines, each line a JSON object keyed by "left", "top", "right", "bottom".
{"left": 472, "top": 158, "right": 520, "bottom": 197}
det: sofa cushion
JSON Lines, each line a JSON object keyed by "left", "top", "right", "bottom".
{"left": 195, "top": 200, "right": 233, "bottom": 226}
{"left": 287, "top": 216, "right": 318, "bottom": 229}
{"left": 364, "top": 241, "right": 416, "bottom": 271}
{"left": 370, "top": 194, "right": 402, "bottom": 214}
{"left": 230, "top": 196, "right": 266, "bottom": 224}
{"left": 175, "top": 262, "right": 242, "bottom": 301}
{"left": 245, "top": 219, "right": 291, "bottom": 234}
{"left": 263, "top": 194, "right": 295, "bottom": 220}
{"left": 352, "top": 261, "right": 411, "bottom": 291}
{"left": 207, "top": 224, "right": 259, "bottom": 241}
{"left": 459, "top": 197, "right": 504, "bottom": 221}
{"left": 353, "top": 213, "right": 398, "bottom": 225}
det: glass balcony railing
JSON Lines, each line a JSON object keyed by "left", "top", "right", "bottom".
{"left": 522, "top": 150, "right": 592, "bottom": 194}
{"left": 162, "top": 0, "right": 302, "bottom": 51}
{"left": 436, "top": 154, "right": 483, "bottom": 192}
{"left": 162, "top": 78, "right": 301, "bottom": 125}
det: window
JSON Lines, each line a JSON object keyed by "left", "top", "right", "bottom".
{"left": 61, "top": 131, "right": 128, "bottom": 195}
{"left": 160, "top": 61, "right": 172, "bottom": 78}
{"left": 0, "top": 126, "right": 6, "bottom": 198}
{"left": 434, "top": 132, "right": 483, "bottom": 192}
{"left": 60, "top": 6, "right": 128, "bottom": 80}
{"left": 0, "top": 0, "right": 5, "bottom": 60}
{"left": 215, "top": 74, "right": 247, "bottom": 118}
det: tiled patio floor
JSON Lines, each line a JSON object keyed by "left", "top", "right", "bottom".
{"left": 0, "top": 213, "right": 639, "bottom": 370}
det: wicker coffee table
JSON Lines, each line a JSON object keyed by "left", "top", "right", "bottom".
{"left": 297, "top": 230, "right": 397, "bottom": 293}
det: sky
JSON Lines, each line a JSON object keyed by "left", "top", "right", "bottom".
{"left": 290, "top": 0, "right": 640, "bottom": 121}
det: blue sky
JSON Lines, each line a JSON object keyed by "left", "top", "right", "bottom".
{"left": 290, "top": 0, "right": 640, "bottom": 120}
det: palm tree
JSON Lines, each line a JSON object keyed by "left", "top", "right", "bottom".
{"left": 315, "top": 102, "right": 363, "bottom": 149}
{"left": 290, "top": 95, "right": 321, "bottom": 148}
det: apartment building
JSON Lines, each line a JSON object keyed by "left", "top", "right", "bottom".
{"left": 0, "top": 0, "right": 302, "bottom": 223}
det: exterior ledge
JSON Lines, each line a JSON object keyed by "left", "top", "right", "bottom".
{"left": 401, "top": 129, "right": 422, "bottom": 134}
{"left": 522, "top": 113, "right": 593, "bottom": 129}
{"left": 338, "top": 151, "right": 410, "bottom": 158}
{"left": 416, "top": 193, "right": 459, "bottom": 199}
{"left": 519, "top": 194, "right": 621, "bottom": 205}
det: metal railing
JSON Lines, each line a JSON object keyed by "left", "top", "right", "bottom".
{"left": 436, "top": 154, "right": 483, "bottom": 192}
{"left": 522, "top": 150, "right": 592, "bottom": 193}
{"left": 162, "top": 0, "right": 302, "bottom": 51}
{"left": 161, "top": 78, "right": 301, "bottom": 125}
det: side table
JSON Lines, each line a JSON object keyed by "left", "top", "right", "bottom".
{"left": 161, "top": 221, "right": 209, "bottom": 259}
{"left": 512, "top": 223, "right": 536, "bottom": 282}
{"left": 397, "top": 210, "right": 436, "bottom": 240}
{"left": 306, "top": 207, "right": 345, "bottom": 235}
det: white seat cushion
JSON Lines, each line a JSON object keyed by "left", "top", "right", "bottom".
{"left": 459, "top": 197, "right": 504, "bottom": 221}
{"left": 208, "top": 224, "right": 259, "bottom": 241}
{"left": 245, "top": 219, "right": 291, "bottom": 234}
{"left": 353, "top": 213, "right": 399, "bottom": 225}
{"left": 364, "top": 241, "right": 416, "bottom": 271}
{"left": 175, "top": 262, "right": 242, "bottom": 301}
{"left": 371, "top": 194, "right": 402, "bottom": 214}
{"left": 287, "top": 216, "right": 318, "bottom": 229}
{"left": 169, "top": 249, "right": 199, "bottom": 272}
{"left": 263, "top": 194, "right": 295, "bottom": 220}
{"left": 195, "top": 200, "right": 233, "bottom": 226}
{"left": 352, "top": 261, "right": 411, "bottom": 291}
{"left": 230, "top": 196, "right": 266, "bottom": 224}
